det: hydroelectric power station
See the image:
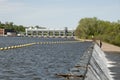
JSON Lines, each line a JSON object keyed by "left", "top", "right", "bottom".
{"left": 25, "top": 27, "right": 74, "bottom": 37}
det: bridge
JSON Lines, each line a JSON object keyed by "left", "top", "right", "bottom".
{"left": 25, "top": 27, "right": 74, "bottom": 38}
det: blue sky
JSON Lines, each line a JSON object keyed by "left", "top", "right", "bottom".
{"left": 0, "top": 0, "right": 120, "bottom": 29}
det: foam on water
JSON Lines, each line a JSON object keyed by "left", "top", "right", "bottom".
{"left": 105, "top": 59, "right": 117, "bottom": 78}
{"left": 107, "top": 61, "right": 116, "bottom": 64}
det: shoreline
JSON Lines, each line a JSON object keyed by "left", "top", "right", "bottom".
{"left": 101, "top": 42, "right": 120, "bottom": 53}
{"left": 75, "top": 37, "right": 120, "bottom": 53}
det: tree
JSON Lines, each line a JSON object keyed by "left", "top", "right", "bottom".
{"left": 75, "top": 17, "right": 98, "bottom": 39}
{"left": 75, "top": 17, "right": 120, "bottom": 46}
{"left": 0, "top": 21, "right": 25, "bottom": 32}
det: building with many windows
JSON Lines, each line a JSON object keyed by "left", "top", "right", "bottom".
{"left": 25, "top": 27, "right": 74, "bottom": 37}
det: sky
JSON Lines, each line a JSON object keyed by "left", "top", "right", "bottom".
{"left": 0, "top": 0, "right": 120, "bottom": 30}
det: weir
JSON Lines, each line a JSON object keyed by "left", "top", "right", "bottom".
{"left": 65, "top": 43, "right": 113, "bottom": 80}
{"left": 25, "top": 27, "right": 74, "bottom": 37}
{"left": 85, "top": 44, "right": 113, "bottom": 80}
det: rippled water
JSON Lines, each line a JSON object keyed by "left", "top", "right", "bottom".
{"left": 0, "top": 37, "right": 92, "bottom": 80}
{"left": 0, "top": 37, "right": 75, "bottom": 47}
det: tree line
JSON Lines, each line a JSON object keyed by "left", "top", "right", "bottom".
{"left": 0, "top": 21, "right": 25, "bottom": 33}
{"left": 75, "top": 17, "right": 120, "bottom": 46}
{"left": 0, "top": 21, "right": 46, "bottom": 33}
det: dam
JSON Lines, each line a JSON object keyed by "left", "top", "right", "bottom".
{"left": 0, "top": 37, "right": 114, "bottom": 80}
{"left": 25, "top": 27, "right": 74, "bottom": 37}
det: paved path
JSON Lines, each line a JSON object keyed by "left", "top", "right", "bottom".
{"left": 101, "top": 42, "right": 120, "bottom": 52}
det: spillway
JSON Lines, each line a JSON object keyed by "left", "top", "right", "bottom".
{"left": 84, "top": 44, "right": 113, "bottom": 80}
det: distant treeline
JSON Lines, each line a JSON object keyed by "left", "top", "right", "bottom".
{"left": 75, "top": 17, "right": 120, "bottom": 46}
{"left": 0, "top": 21, "right": 25, "bottom": 33}
{"left": 0, "top": 21, "right": 46, "bottom": 33}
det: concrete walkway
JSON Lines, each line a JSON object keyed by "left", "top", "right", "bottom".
{"left": 101, "top": 42, "right": 120, "bottom": 52}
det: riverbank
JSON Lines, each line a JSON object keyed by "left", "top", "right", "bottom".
{"left": 101, "top": 42, "right": 120, "bottom": 52}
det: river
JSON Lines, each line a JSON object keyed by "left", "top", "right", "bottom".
{"left": 0, "top": 37, "right": 119, "bottom": 80}
{"left": 105, "top": 51, "right": 120, "bottom": 80}
{"left": 0, "top": 37, "right": 92, "bottom": 80}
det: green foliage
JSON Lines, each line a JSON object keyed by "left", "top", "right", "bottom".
{"left": 75, "top": 17, "right": 120, "bottom": 46}
{"left": 0, "top": 21, "right": 25, "bottom": 33}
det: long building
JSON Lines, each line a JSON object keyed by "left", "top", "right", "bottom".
{"left": 25, "top": 27, "right": 74, "bottom": 37}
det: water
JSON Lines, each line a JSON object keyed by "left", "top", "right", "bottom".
{"left": 105, "top": 52, "right": 120, "bottom": 80}
{"left": 0, "top": 37, "right": 92, "bottom": 80}
{"left": 0, "top": 37, "right": 75, "bottom": 47}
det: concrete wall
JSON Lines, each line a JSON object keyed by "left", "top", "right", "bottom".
{"left": 85, "top": 44, "right": 113, "bottom": 80}
{"left": 68, "top": 43, "right": 113, "bottom": 80}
